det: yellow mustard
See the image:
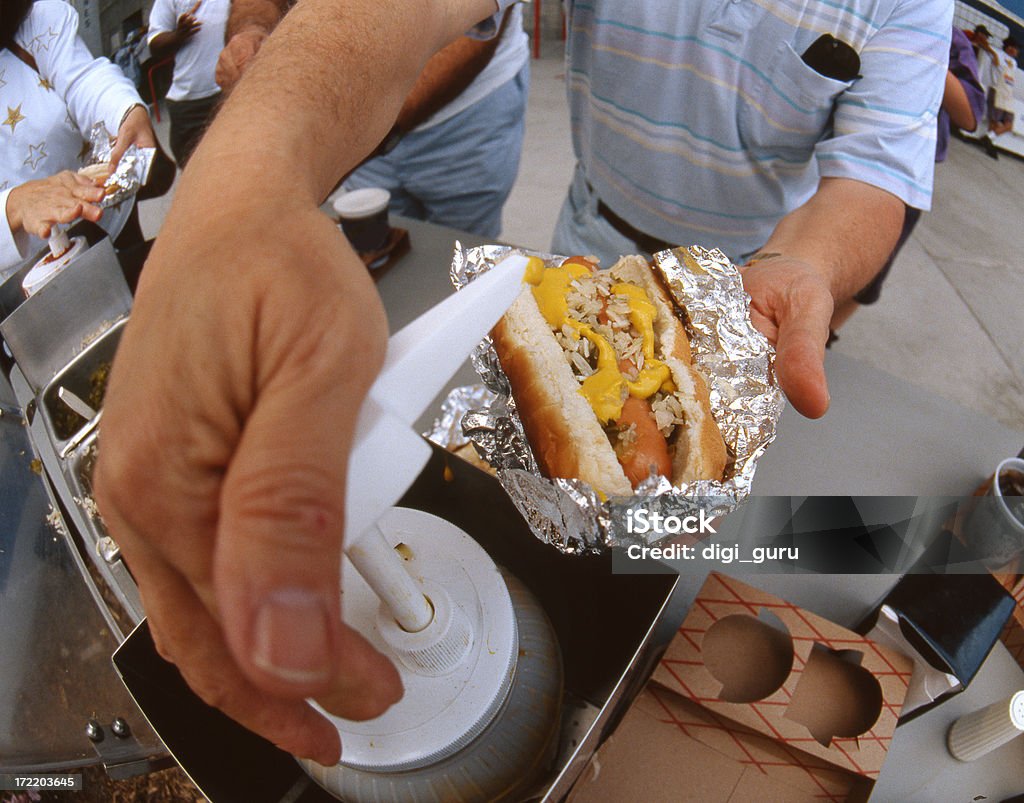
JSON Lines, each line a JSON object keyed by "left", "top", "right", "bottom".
{"left": 530, "top": 263, "right": 674, "bottom": 424}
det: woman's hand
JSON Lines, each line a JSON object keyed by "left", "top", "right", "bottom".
{"left": 110, "top": 104, "right": 159, "bottom": 167}
{"left": 5, "top": 171, "right": 106, "bottom": 238}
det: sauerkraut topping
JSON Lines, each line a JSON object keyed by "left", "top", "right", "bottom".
{"left": 532, "top": 259, "right": 680, "bottom": 425}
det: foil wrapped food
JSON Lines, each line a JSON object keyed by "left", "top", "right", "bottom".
{"left": 430, "top": 244, "right": 785, "bottom": 555}
{"left": 84, "top": 122, "right": 155, "bottom": 209}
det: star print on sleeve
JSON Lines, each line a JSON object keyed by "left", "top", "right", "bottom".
{"left": 38, "top": 76, "right": 55, "bottom": 91}
{"left": 3, "top": 104, "right": 26, "bottom": 133}
{"left": 29, "top": 27, "right": 60, "bottom": 54}
{"left": 0, "top": 68, "right": 7, "bottom": 92}
{"left": 24, "top": 141, "right": 48, "bottom": 170}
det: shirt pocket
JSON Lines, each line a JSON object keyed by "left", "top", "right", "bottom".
{"left": 738, "top": 41, "right": 853, "bottom": 159}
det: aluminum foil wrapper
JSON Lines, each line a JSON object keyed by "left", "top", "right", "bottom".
{"left": 84, "top": 122, "right": 155, "bottom": 209}
{"left": 435, "top": 243, "right": 784, "bottom": 555}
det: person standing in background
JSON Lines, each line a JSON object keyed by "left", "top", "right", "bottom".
{"left": 986, "top": 36, "right": 1019, "bottom": 138}
{"left": 0, "top": 0, "right": 156, "bottom": 272}
{"left": 148, "top": 0, "right": 229, "bottom": 168}
{"left": 217, "top": 2, "right": 529, "bottom": 238}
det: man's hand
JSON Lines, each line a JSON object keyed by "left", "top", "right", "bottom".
{"left": 6, "top": 171, "right": 106, "bottom": 238}
{"left": 216, "top": 29, "right": 269, "bottom": 91}
{"left": 739, "top": 177, "right": 904, "bottom": 418}
{"left": 149, "top": 4, "right": 203, "bottom": 61}
{"left": 176, "top": 9, "right": 203, "bottom": 41}
{"left": 95, "top": 0, "right": 502, "bottom": 762}
{"left": 740, "top": 256, "right": 833, "bottom": 419}
{"left": 93, "top": 200, "right": 403, "bottom": 764}
{"left": 110, "top": 105, "right": 159, "bottom": 168}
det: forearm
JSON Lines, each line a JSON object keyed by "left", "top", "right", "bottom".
{"left": 943, "top": 69, "right": 977, "bottom": 131}
{"left": 394, "top": 15, "right": 503, "bottom": 132}
{"left": 148, "top": 30, "right": 186, "bottom": 60}
{"left": 226, "top": 0, "right": 289, "bottom": 40}
{"left": 757, "top": 177, "right": 904, "bottom": 303}
{"left": 171, "top": 0, "right": 495, "bottom": 222}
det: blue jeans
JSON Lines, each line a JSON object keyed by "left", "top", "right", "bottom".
{"left": 345, "top": 64, "right": 529, "bottom": 238}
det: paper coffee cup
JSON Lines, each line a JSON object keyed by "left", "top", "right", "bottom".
{"left": 333, "top": 188, "right": 391, "bottom": 253}
{"left": 965, "top": 457, "right": 1024, "bottom": 567}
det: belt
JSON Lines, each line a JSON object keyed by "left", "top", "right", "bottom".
{"left": 597, "top": 200, "right": 674, "bottom": 255}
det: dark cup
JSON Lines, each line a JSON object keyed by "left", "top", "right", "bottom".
{"left": 333, "top": 188, "right": 391, "bottom": 253}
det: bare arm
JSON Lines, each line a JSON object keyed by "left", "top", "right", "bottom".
{"left": 740, "top": 178, "right": 904, "bottom": 418}
{"left": 96, "top": 0, "right": 502, "bottom": 765}
{"left": 149, "top": 8, "right": 202, "bottom": 61}
{"left": 393, "top": 11, "right": 507, "bottom": 133}
{"left": 943, "top": 68, "right": 977, "bottom": 131}
{"left": 218, "top": 0, "right": 503, "bottom": 135}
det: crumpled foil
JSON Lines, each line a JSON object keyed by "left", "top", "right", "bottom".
{"left": 432, "top": 243, "right": 785, "bottom": 555}
{"left": 84, "top": 122, "right": 155, "bottom": 209}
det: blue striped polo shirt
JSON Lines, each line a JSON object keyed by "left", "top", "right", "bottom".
{"left": 564, "top": 0, "right": 952, "bottom": 260}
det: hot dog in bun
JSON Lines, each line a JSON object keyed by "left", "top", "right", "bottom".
{"left": 492, "top": 255, "right": 727, "bottom": 496}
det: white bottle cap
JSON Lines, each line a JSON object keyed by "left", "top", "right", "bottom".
{"left": 948, "top": 690, "right": 1024, "bottom": 761}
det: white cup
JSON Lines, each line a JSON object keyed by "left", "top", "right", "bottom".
{"left": 965, "top": 457, "right": 1024, "bottom": 567}
{"left": 332, "top": 188, "right": 391, "bottom": 253}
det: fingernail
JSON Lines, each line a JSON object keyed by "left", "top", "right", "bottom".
{"left": 253, "top": 589, "right": 333, "bottom": 684}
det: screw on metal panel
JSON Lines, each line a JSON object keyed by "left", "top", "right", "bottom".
{"left": 111, "top": 717, "right": 131, "bottom": 738}
{"left": 85, "top": 719, "right": 104, "bottom": 742}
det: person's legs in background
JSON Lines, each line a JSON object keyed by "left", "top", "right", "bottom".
{"left": 345, "top": 64, "right": 529, "bottom": 239}
{"left": 166, "top": 93, "right": 222, "bottom": 169}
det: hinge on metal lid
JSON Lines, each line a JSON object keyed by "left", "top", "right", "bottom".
{"left": 85, "top": 716, "right": 175, "bottom": 780}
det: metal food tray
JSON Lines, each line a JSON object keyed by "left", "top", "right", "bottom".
{"left": 41, "top": 318, "right": 123, "bottom": 452}
{"left": 1, "top": 239, "right": 142, "bottom": 635}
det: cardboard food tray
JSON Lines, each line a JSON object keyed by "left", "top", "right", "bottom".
{"left": 570, "top": 573, "right": 913, "bottom": 803}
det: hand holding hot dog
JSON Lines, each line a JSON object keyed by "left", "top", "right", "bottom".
{"left": 738, "top": 176, "right": 906, "bottom": 420}
{"left": 740, "top": 255, "right": 833, "bottom": 419}
{"left": 6, "top": 171, "right": 106, "bottom": 239}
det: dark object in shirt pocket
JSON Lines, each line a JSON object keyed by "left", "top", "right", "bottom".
{"left": 801, "top": 34, "right": 861, "bottom": 82}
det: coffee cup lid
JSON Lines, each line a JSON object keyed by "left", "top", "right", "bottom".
{"left": 333, "top": 188, "right": 391, "bottom": 219}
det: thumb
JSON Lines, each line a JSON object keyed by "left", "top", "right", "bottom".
{"left": 773, "top": 296, "right": 831, "bottom": 419}
{"left": 109, "top": 136, "right": 129, "bottom": 169}
{"left": 214, "top": 352, "right": 402, "bottom": 717}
